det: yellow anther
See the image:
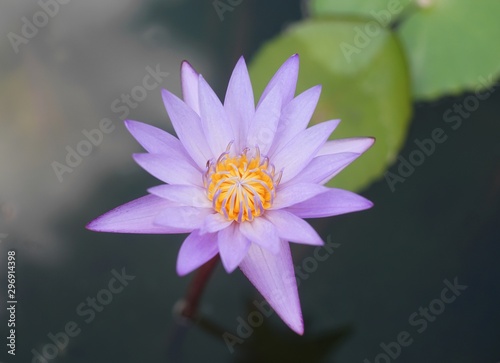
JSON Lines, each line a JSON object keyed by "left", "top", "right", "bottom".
{"left": 204, "top": 146, "right": 280, "bottom": 222}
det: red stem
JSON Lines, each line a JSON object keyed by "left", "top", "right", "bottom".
{"left": 181, "top": 255, "right": 220, "bottom": 319}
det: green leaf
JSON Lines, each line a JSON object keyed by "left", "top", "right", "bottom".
{"left": 249, "top": 20, "right": 411, "bottom": 192}
{"left": 309, "top": 0, "right": 413, "bottom": 23}
{"left": 398, "top": 0, "right": 500, "bottom": 100}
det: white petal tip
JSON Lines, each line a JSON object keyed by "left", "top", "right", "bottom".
{"left": 85, "top": 216, "right": 119, "bottom": 233}
{"left": 176, "top": 265, "right": 191, "bottom": 277}
{"left": 222, "top": 262, "right": 238, "bottom": 274}
{"left": 180, "top": 60, "right": 191, "bottom": 68}
{"left": 331, "top": 119, "right": 342, "bottom": 127}
{"left": 236, "top": 55, "right": 247, "bottom": 64}
{"left": 85, "top": 220, "right": 99, "bottom": 231}
{"left": 131, "top": 153, "right": 143, "bottom": 161}
{"left": 364, "top": 200, "right": 375, "bottom": 210}
{"left": 281, "top": 313, "right": 304, "bottom": 335}
{"left": 161, "top": 88, "right": 171, "bottom": 99}
{"left": 292, "top": 323, "right": 304, "bottom": 336}
{"left": 123, "top": 119, "right": 143, "bottom": 135}
{"left": 286, "top": 54, "right": 300, "bottom": 67}
{"left": 181, "top": 60, "right": 199, "bottom": 75}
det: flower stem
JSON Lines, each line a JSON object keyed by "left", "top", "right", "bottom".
{"left": 181, "top": 255, "right": 219, "bottom": 319}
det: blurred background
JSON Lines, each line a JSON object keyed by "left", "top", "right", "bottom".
{"left": 0, "top": 0, "right": 499, "bottom": 362}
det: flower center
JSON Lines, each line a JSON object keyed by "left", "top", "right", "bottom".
{"left": 204, "top": 146, "right": 281, "bottom": 222}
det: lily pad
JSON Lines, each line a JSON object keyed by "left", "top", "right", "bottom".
{"left": 398, "top": 0, "right": 500, "bottom": 100}
{"left": 249, "top": 19, "right": 411, "bottom": 192}
{"left": 309, "top": 0, "right": 413, "bottom": 24}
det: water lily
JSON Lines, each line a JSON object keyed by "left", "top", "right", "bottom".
{"left": 86, "top": 54, "right": 374, "bottom": 334}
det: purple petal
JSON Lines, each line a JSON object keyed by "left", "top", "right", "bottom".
{"left": 271, "top": 120, "right": 340, "bottom": 184}
{"left": 198, "top": 75, "right": 234, "bottom": 156}
{"left": 239, "top": 240, "right": 303, "bottom": 334}
{"left": 176, "top": 230, "right": 218, "bottom": 276}
{"left": 224, "top": 56, "right": 255, "bottom": 151}
{"left": 257, "top": 54, "right": 299, "bottom": 108}
{"left": 181, "top": 61, "right": 200, "bottom": 115}
{"left": 239, "top": 218, "right": 280, "bottom": 254}
{"left": 200, "top": 213, "right": 233, "bottom": 234}
{"left": 246, "top": 82, "right": 283, "bottom": 154}
{"left": 283, "top": 152, "right": 360, "bottom": 186}
{"left": 264, "top": 210, "right": 323, "bottom": 246}
{"left": 272, "top": 183, "right": 328, "bottom": 210}
{"left": 218, "top": 224, "right": 251, "bottom": 273}
{"left": 285, "top": 188, "right": 373, "bottom": 218}
{"left": 86, "top": 194, "right": 188, "bottom": 234}
{"left": 154, "top": 206, "right": 212, "bottom": 230}
{"left": 317, "top": 137, "right": 375, "bottom": 156}
{"left": 162, "top": 89, "right": 213, "bottom": 168}
{"left": 147, "top": 184, "right": 210, "bottom": 208}
{"left": 124, "top": 121, "right": 194, "bottom": 167}
{"left": 269, "top": 85, "right": 322, "bottom": 155}
{"left": 133, "top": 153, "right": 202, "bottom": 187}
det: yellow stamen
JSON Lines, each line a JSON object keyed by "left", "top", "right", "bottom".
{"left": 204, "top": 146, "right": 281, "bottom": 222}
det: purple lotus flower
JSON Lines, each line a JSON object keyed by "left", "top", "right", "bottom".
{"left": 87, "top": 54, "right": 374, "bottom": 334}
